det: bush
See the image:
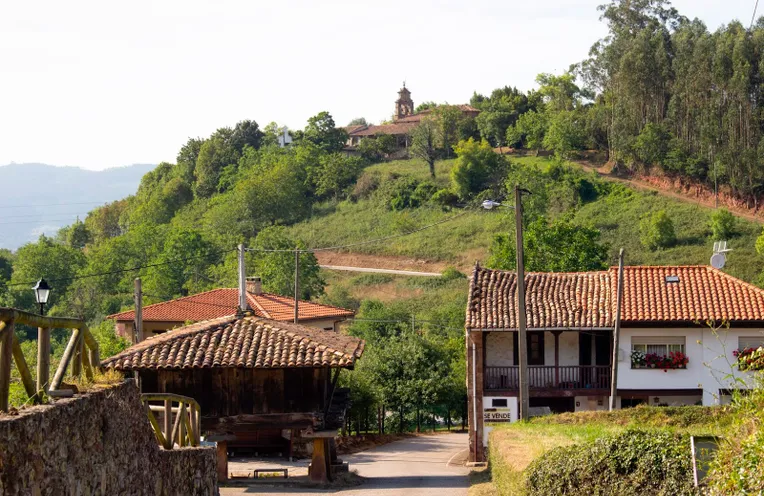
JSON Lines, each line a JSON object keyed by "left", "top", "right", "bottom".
{"left": 709, "top": 209, "right": 736, "bottom": 240}
{"left": 524, "top": 430, "right": 697, "bottom": 496}
{"left": 377, "top": 176, "right": 426, "bottom": 211}
{"left": 640, "top": 210, "right": 676, "bottom": 250}
{"left": 350, "top": 170, "right": 381, "bottom": 201}
{"left": 411, "top": 181, "right": 438, "bottom": 206}
{"left": 450, "top": 138, "right": 506, "bottom": 199}
{"left": 431, "top": 189, "right": 459, "bottom": 208}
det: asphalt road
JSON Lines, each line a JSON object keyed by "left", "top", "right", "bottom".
{"left": 221, "top": 433, "right": 470, "bottom": 495}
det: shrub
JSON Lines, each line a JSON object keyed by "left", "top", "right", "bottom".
{"left": 450, "top": 138, "right": 506, "bottom": 199}
{"left": 524, "top": 430, "right": 697, "bottom": 496}
{"left": 411, "top": 181, "right": 438, "bottom": 206}
{"left": 709, "top": 209, "right": 736, "bottom": 240}
{"left": 640, "top": 210, "right": 676, "bottom": 250}
{"left": 350, "top": 171, "right": 381, "bottom": 201}
{"left": 431, "top": 189, "right": 459, "bottom": 208}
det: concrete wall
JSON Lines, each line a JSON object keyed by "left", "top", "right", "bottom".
{"left": 485, "top": 331, "right": 580, "bottom": 367}
{"left": 0, "top": 381, "right": 217, "bottom": 495}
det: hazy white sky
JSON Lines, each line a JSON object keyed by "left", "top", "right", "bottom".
{"left": 0, "top": 0, "right": 757, "bottom": 170}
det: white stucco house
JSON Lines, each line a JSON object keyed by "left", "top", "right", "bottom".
{"left": 465, "top": 264, "right": 764, "bottom": 462}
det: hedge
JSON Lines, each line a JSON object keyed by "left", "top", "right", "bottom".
{"left": 524, "top": 429, "right": 699, "bottom": 496}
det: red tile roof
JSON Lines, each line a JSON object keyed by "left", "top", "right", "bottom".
{"left": 347, "top": 122, "right": 417, "bottom": 137}
{"left": 466, "top": 264, "right": 764, "bottom": 330}
{"left": 467, "top": 267, "right": 612, "bottom": 330}
{"left": 101, "top": 316, "right": 365, "bottom": 371}
{"left": 107, "top": 288, "right": 354, "bottom": 324}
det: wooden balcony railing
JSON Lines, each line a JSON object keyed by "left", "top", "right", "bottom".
{"left": 485, "top": 365, "right": 611, "bottom": 391}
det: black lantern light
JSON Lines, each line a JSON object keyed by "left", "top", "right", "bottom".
{"left": 32, "top": 278, "right": 51, "bottom": 315}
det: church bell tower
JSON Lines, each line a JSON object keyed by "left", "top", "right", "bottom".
{"left": 394, "top": 83, "right": 414, "bottom": 121}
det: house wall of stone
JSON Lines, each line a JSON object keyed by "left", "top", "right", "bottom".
{"left": 0, "top": 380, "right": 217, "bottom": 496}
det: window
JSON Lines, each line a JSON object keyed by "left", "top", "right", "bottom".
{"left": 631, "top": 336, "right": 687, "bottom": 369}
{"left": 631, "top": 336, "right": 685, "bottom": 356}
{"left": 528, "top": 332, "right": 545, "bottom": 365}
{"left": 739, "top": 337, "right": 764, "bottom": 350}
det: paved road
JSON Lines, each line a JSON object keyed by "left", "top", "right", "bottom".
{"left": 319, "top": 265, "right": 442, "bottom": 278}
{"left": 221, "top": 433, "right": 469, "bottom": 495}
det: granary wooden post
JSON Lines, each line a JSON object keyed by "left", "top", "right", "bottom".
{"left": 309, "top": 438, "right": 331, "bottom": 483}
{"left": 216, "top": 441, "right": 228, "bottom": 483}
{"left": 0, "top": 319, "right": 14, "bottom": 411}
{"left": 37, "top": 326, "right": 51, "bottom": 393}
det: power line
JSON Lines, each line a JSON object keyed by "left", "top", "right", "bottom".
{"left": 244, "top": 211, "right": 469, "bottom": 254}
{"left": 5, "top": 248, "right": 236, "bottom": 288}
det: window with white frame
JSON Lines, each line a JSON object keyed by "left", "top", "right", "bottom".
{"left": 738, "top": 336, "right": 764, "bottom": 350}
{"left": 631, "top": 336, "right": 687, "bottom": 369}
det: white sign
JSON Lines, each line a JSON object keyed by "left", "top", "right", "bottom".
{"left": 484, "top": 408, "right": 513, "bottom": 422}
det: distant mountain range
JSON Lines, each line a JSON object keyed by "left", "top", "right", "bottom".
{"left": 0, "top": 163, "right": 155, "bottom": 250}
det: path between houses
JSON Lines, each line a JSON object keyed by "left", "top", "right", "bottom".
{"left": 219, "top": 433, "right": 470, "bottom": 496}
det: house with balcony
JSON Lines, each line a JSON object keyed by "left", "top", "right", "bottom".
{"left": 466, "top": 264, "right": 764, "bottom": 462}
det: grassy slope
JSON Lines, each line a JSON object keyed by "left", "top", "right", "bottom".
{"left": 292, "top": 155, "right": 764, "bottom": 284}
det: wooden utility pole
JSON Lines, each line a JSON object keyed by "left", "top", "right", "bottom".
{"left": 134, "top": 278, "right": 143, "bottom": 344}
{"left": 237, "top": 243, "right": 247, "bottom": 313}
{"left": 610, "top": 248, "right": 625, "bottom": 411}
{"left": 294, "top": 249, "right": 300, "bottom": 324}
{"left": 515, "top": 185, "right": 530, "bottom": 421}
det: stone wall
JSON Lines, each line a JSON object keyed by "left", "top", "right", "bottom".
{"left": 0, "top": 380, "right": 217, "bottom": 495}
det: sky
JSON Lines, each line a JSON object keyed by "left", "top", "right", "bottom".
{"left": 0, "top": 0, "right": 758, "bottom": 170}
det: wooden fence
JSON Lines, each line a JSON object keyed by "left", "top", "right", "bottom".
{"left": 141, "top": 393, "right": 201, "bottom": 449}
{"left": 0, "top": 307, "right": 100, "bottom": 412}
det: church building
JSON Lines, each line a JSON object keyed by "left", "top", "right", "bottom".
{"left": 345, "top": 84, "right": 479, "bottom": 148}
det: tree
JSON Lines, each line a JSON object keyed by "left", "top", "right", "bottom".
{"left": 313, "top": 153, "right": 364, "bottom": 199}
{"left": 472, "top": 86, "right": 534, "bottom": 146}
{"left": 230, "top": 120, "right": 264, "bottom": 153}
{"left": 639, "top": 210, "right": 676, "bottom": 250}
{"left": 303, "top": 111, "right": 348, "bottom": 153}
{"left": 710, "top": 209, "right": 736, "bottom": 240}
{"left": 409, "top": 119, "right": 440, "bottom": 178}
{"left": 144, "top": 228, "right": 215, "bottom": 297}
{"left": 348, "top": 117, "right": 368, "bottom": 126}
{"left": 487, "top": 217, "right": 609, "bottom": 271}
{"left": 506, "top": 110, "right": 548, "bottom": 154}
{"left": 543, "top": 110, "right": 585, "bottom": 159}
{"left": 415, "top": 101, "right": 438, "bottom": 113}
{"left": 450, "top": 138, "right": 505, "bottom": 199}
{"left": 193, "top": 131, "right": 240, "bottom": 198}
{"left": 432, "top": 105, "right": 465, "bottom": 158}
{"left": 250, "top": 226, "right": 324, "bottom": 299}
{"left": 634, "top": 123, "right": 670, "bottom": 166}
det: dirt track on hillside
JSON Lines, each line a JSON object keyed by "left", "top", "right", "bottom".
{"left": 315, "top": 252, "right": 454, "bottom": 273}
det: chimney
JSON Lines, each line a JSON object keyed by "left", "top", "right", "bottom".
{"left": 246, "top": 277, "right": 262, "bottom": 295}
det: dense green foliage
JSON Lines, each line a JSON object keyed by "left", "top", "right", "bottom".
{"left": 525, "top": 430, "right": 698, "bottom": 495}
{"left": 640, "top": 210, "right": 677, "bottom": 250}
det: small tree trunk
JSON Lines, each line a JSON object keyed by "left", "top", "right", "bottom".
{"left": 416, "top": 408, "right": 421, "bottom": 433}
{"left": 399, "top": 406, "right": 404, "bottom": 433}
{"left": 429, "top": 159, "right": 435, "bottom": 178}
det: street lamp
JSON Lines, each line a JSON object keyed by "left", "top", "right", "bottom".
{"left": 32, "top": 278, "right": 51, "bottom": 316}
{"left": 482, "top": 186, "right": 531, "bottom": 421}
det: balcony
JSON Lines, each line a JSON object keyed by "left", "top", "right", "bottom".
{"left": 485, "top": 365, "right": 611, "bottom": 391}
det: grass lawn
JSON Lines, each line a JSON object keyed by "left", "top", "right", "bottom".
{"left": 472, "top": 406, "right": 733, "bottom": 496}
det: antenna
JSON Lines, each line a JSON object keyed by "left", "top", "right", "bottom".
{"left": 711, "top": 241, "right": 732, "bottom": 269}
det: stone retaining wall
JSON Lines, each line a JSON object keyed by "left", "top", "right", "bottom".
{"left": 0, "top": 380, "right": 217, "bottom": 495}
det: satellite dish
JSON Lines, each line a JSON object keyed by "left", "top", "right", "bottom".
{"left": 711, "top": 252, "right": 726, "bottom": 269}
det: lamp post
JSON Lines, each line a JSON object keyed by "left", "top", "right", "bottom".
{"left": 482, "top": 185, "right": 531, "bottom": 421}
{"left": 32, "top": 278, "right": 51, "bottom": 316}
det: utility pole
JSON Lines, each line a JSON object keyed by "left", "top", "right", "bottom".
{"left": 237, "top": 243, "right": 247, "bottom": 313}
{"left": 294, "top": 248, "right": 300, "bottom": 324}
{"left": 610, "top": 248, "right": 625, "bottom": 411}
{"left": 515, "top": 185, "right": 530, "bottom": 421}
{"left": 134, "top": 278, "right": 143, "bottom": 344}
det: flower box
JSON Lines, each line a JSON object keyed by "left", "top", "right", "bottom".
{"left": 733, "top": 347, "right": 764, "bottom": 371}
{"left": 631, "top": 350, "right": 688, "bottom": 371}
